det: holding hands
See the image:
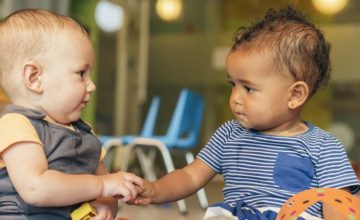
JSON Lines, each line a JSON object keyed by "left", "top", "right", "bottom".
{"left": 127, "top": 179, "right": 155, "bottom": 205}
{"left": 71, "top": 172, "right": 145, "bottom": 220}
{"left": 100, "top": 171, "right": 144, "bottom": 202}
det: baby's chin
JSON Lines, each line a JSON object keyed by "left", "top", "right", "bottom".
{"left": 236, "top": 119, "right": 263, "bottom": 131}
{"left": 236, "top": 119, "right": 250, "bottom": 128}
{"left": 52, "top": 115, "right": 80, "bottom": 126}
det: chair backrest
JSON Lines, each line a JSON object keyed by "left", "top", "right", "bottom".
{"left": 164, "top": 89, "right": 205, "bottom": 149}
{"left": 118, "top": 96, "right": 160, "bottom": 145}
{"left": 140, "top": 96, "right": 160, "bottom": 137}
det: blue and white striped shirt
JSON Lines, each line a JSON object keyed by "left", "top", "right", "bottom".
{"left": 198, "top": 120, "right": 360, "bottom": 218}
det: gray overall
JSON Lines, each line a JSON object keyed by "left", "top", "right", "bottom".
{"left": 0, "top": 105, "right": 101, "bottom": 219}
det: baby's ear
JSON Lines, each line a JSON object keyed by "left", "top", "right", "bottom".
{"left": 288, "top": 81, "right": 309, "bottom": 109}
{"left": 22, "top": 61, "right": 43, "bottom": 93}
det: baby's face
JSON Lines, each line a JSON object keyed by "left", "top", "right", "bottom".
{"left": 226, "top": 48, "right": 296, "bottom": 133}
{"left": 39, "top": 30, "right": 96, "bottom": 125}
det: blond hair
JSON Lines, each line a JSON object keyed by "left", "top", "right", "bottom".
{"left": 0, "top": 9, "right": 88, "bottom": 99}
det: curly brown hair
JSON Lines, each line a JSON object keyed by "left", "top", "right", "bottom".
{"left": 231, "top": 6, "right": 331, "bottom": 96}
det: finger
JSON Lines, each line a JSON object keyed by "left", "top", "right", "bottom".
{"left": 92, "top": 212, "right": 105, "bottom": 220}
{"left": 131, "top": 176, "right": 145, "bottom": 188}
{"left": 121, "top": 181, "right": 140, "bottom": 201}
{"left": 122, "top": 181, "right": 138, "bottom": 199}
{"left": 102, "top": 211, "right": 111, "bottom": 220}
{"left": 122, "top": 172, "right": 144, "bottom": 188}
{"left": 132, "top": 197, "right": 151, "bottom": 206}
{"left": 116, "top": 185, "right": 131, "bottom": 201}
{"left": 107, "top": 210, "right": 116, "bottom": 220}
{"left": 135, "top": 185, "right": 144, "bottom": 194}
{"left": 113, "top": 195, "right": 124, "bottom": 200}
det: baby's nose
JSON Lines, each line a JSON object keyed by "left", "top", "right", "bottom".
{"left": 86, "top": 79, "right": 96, "bottom": 93}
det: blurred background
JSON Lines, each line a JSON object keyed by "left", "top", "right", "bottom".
{"left": 1, "top": 0, "right": 360, "bottom": 218}
{"left": 0, "top": 0, "right": 359, "bottom": 171}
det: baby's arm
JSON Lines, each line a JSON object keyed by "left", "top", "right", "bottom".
{"left": 89, "top": 161, "right": 122, "bottom": 219}
{"left": 132, "top": 159, "right": 216, "bottom": 205}
{"left": 2, "top": 141, "right": 143, "bottom": 207}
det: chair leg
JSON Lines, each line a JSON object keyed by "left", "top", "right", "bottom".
{"left": 153, "top": 140, "right": 187, "bottom": 214}
{"left": 185, "top": 152, "right": 209, "bottom": 209}
{"left": 135, "top": 148, "right": 157, "bottom": 181}
{"left": 101, "top": 138, "right": 123, "bottom": 171}
{"left": 126, "top": 138, "right": 188, "bottom": 214}
{"left": 121, "top": 141, "right": 136, "bottom": 172}
{"left": 121, "top": 143, "right": 157, "bottom": 181}
{"left": 101, "top": 138, "right": 123, "bottom": 151}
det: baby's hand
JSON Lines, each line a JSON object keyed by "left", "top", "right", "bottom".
{"left": 89, "top": 201, "right": 114, "bottom": 220}
{"left": 127, "top": 179, "right": 155, "bottom": 206}
{"left": 100, "top": 172, "right": 143, "bottom": 201}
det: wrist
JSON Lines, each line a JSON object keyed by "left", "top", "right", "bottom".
{"left": 151, "top": 183, "right": 160, "bottom": 203}
{"left": 98, "top": 175, "right": 105, "bottom": 198}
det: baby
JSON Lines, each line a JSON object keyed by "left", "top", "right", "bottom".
{"left": 132, "top": 6, "right": 360, "bottom": 220}
{"left": 0, "top": 9, "right": 142, "bottom": 219}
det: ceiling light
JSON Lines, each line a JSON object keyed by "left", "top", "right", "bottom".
{"left": 155, "top": 0, "right": 182, "bottom": 21}
{"left": 95, "top": 0, "right": 124, "bottom": 32}
{"left": 312, "top": 0, "right": 348, "bottom": 15}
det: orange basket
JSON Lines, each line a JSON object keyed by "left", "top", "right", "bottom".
{"left": 277, "top": 188, "right": 360, "bottom": 220}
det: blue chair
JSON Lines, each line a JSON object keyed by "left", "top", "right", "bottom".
{"left": 99, "top": 95, "right": 160, "bottom": 148}
{"left": 98, "top": 96, "right": 160, "bottom": 170}
{"left": 121, "top": 88, "right": 208, "bottom": 214}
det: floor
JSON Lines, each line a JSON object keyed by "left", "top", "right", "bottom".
{"left": 116, "top": 179, "right": 224, "bottom": 220}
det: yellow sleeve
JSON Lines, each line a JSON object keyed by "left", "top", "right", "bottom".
{"left": 0, "top": 113, "right": 43, "bottom": 155}
{"left": 100, "top": 148, "right": 106, "bottom": 162}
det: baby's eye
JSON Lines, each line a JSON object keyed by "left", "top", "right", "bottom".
{"left": 228, "top": 80, "right": 235, "bottom": 87}
{"left": 244, "top": 85, "right": 255, "bottom": 93}
{"left": 78, "top": 71, "right": 86, "bottom": 78}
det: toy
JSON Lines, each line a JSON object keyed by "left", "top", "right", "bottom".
{"left": 71, "top": 202, "right": 97, "bottom": 220}
{"left": 276, "top": 188, "right": 360, "bottom": 220}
